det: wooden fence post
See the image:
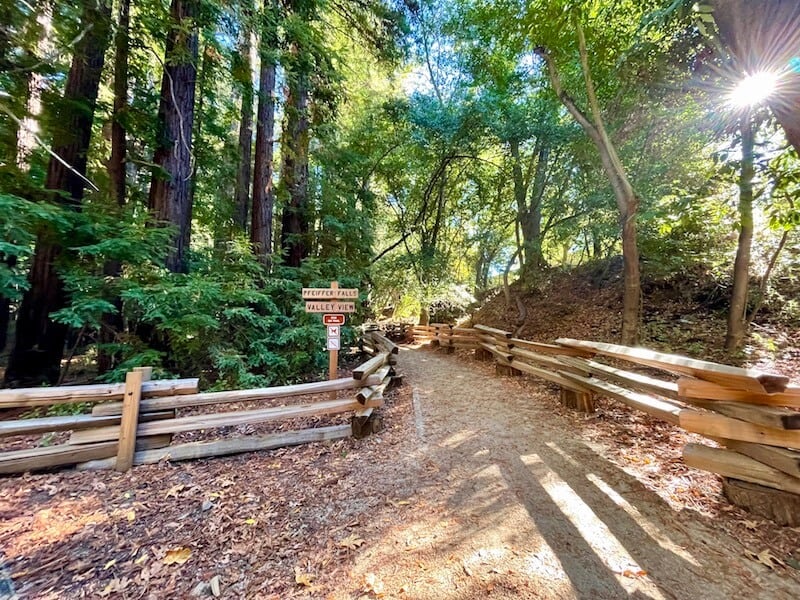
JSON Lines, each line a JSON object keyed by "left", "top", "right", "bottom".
{"left": 116, "top": 370, "right": 144, "bottom": 472}
{"left": 134, "top": 366, "right": 153, "bottom": 382}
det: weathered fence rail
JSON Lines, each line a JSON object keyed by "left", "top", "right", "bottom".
{"left": 413, "top": 322, "right": 800, "bottom": 525}
{"left": 0, "top": 332, "right": 400, "bottom": 475}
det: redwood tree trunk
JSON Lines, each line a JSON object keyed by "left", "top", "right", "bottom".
{"left": 98, "top": 0, "right": 130, "bottom": 375}
{"left": 725, "top": 115, "right": 755, "bottom": 351}
{"left": 250, "top": 0, "right": 279, "bottom": 260}
{"left": 16, "top": 0, "right": 53, "bottom": 170}
{"left": 233, "top": 9, "right": 254, "bottom": 233}
{"left": 5, "top": 0, "right": 111, "bottom": 385}
{"left": 279, "top": 73, "right": 310, "bottom": 268}
{"left": 107, "top": 0, "right": 128, "bottom": 208}
{"left": 148, "top": 0, "right": 199, "bottom": 274}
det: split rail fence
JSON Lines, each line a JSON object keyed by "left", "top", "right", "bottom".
{"left": 0, "top": 332, "right": 400, "bottom": 475}
{"left": 414, "top": 322, "right": 800, "bottom": 524}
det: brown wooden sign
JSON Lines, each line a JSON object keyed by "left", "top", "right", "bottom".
{"left": 302, "top": 288, "right": 358, "bottom": 299}
{"left": 304, "top": 301, "right": 356, "bottom": 314}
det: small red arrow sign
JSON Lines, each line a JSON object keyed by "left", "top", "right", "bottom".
{"left": 323, "top": 314, "right": 345, "bottom": 326}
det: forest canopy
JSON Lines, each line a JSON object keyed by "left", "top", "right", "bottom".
{"left": 1, "top": 0, "right": 799, "bottom": 388}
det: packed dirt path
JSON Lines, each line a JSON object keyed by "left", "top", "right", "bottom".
{"left": 333, "top": 346, "right": 800, "bottom": 600}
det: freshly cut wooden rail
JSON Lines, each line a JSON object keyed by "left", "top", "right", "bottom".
{"left": 510, "top": 338, "right": 594, "bottom": 358}
{"left": 356, "top": 366, "right": 392, "bottom": 404}
{"left": 91, "top": 376, "right": 380, "bottom": 416}
{"left": 559, "top": 372, "right": 685, "bottom": 425}
{"left": 474, "top": 324, "right": 512, "bottom": 339}
{"left": 678, "top": 378, "right": 800, "bottom": 408}
{"left": 478, "top": 342, "right": 513, "bottom": 364}
{"left": 71, "top": 398, "right": 379, "bottom": 444}
{"left": 688, "top": 399, "right": 800, "bottom": 430}
{"left": 353, "top": 353, "right": 388, "bottom": 380}
{"left": 366, "top": 331, "right": 399, "bottom": 355}
{"left": 680, "top": 411, "right": 800, "bottom": 449}
{"left": 556, "top": 338, "right": 789, "bottom": 394}
{"left": 683, "top": 443, "right": 800, "bottom": 495}
{"left": 0, "top": 410, "right": 174, "bottom": 437}
{"left": 719, "top": 438, "right": 800, "bottom": 479}
{"left": 511, "top": 361, "right": 591, "bottom": 394}
{"left": 558, "top": 357, "right": 681, "bottom": 400}
{"left": 0, "top": 435, "right": 175, "bottom": 475}
{"left": 77, "top": 425, "right": 351, "bottom": 471}
{"left": 509, "top": 347, "right": 590, "bottom": 376}
{"left": 0, "top": 378, "right": 199, "bottom": 408}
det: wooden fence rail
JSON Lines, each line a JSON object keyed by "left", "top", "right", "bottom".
{"left": 0, "top": 332, "right": 400, "bottom": 476}
{"left": 412, "top": 321, "right": 800, "bottom": 525}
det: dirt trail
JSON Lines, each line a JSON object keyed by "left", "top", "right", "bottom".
{"left": 333, "top": 347, "right": 800, "bottom": 600}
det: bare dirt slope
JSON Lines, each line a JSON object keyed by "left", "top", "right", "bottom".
{"left": 332, "top": 347, "right": 800, "bottom": 600}
{"left": 2, "top": 346, "right": 800, "bottom": 599}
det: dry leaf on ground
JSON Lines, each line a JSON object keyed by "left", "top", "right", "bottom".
{"left": 338, "top": 534, "right": 365, "bottom": 550}
{"left": 294, "top": 566, "right": 316, "bottom": 587}
{"left": 746, "top": 549, "right": 786, "bottom": 570}
{"left": 163, "top": 547, "right": 192, "bottom": 566}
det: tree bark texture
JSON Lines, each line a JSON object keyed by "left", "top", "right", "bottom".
{"left": 725, "top": 115, "right": 755, "bottom": 351}
{"left": 6, "top": 0, "right": 112, "bottom": 385}
{"left": 98, "top": 0, "right": 130, "bottom": 375}
{"left": 520, "top": 142, "right": 549, "bottom": 275}
{"left": 16, "top": 0, "right": 53, "bottom": 170}
{"left": 233, "top": 9, "right": 254, "bottom": 232}
{"left": 251, "top": 0, "right": 279, "bottom": 260}
{"left": 148, "top": 0, "right": 199, "bottom": 274}
{"left": 711, "top": 0, "right": 800, "bottom": 154}
{"left": 279, "top": 71, "right": 311, "bottom": 268}
{"left": 108, "top": 0, "right": 129, "bottom": 209}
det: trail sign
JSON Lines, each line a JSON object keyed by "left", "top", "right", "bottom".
{"left": 305, "top": 282, "right": 359, "bottom": 387}
{"left": 305, "top": 301, "right": 355, "bottom": 313}
{"left": 302, "top": 288, "right": 358, "bottom": 299}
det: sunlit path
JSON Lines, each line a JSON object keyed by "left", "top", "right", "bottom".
{"left": 332, "top": 347, "right": 798, "bottom": 600}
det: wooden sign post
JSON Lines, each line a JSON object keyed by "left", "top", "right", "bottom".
{"left": 328, "top": 282, "right": 339, "bottom": 383}
{"left": 303, "top": 282, "right": 358, "bottom": 387}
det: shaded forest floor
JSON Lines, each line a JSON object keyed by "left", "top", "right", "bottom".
{"left": 3, "top": 346, "right": 800, "bottom": 598}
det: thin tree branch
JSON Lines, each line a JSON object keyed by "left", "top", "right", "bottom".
{"left": 0, "top": 100, "right": 99, "bottom": 191}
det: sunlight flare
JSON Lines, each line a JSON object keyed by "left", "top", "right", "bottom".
{"left": 727, "top": 71, "right": 779, "bottom": 108}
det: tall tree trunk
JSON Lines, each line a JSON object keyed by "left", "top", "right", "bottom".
{"left": 725, "top": 115, "right": 755, "bottom": 351}
{"left": 710, "top": 0, "right": 800, "bottom": 155}
{"left": 6, "top": 0, "right": 112, "bottom": 385}
{"left": 234, "top": 5, "right": 255, "bottom": 233}
{"left": 251, "top": 0, "right": 278, "bottom": 261}
{"left": 98, "top": 0, "right": 130, "bottom": 375}
{"left": 0, "top": 255, "right": 15, "bottom": 353}
{"left": 521, "top": 143, "right": 549, "bottom": 275}
{"left": 535, "top": 19, "right": 641, "bottom": 344}
{"left": 188, "top": 43, "right": 210, "bottom": 242}
{"left": 16, "top": 0, "right": 53, "bottom": 170}
{"left": 107, "top": 0, "right": 128, "bottom": 209}
{"left": 279, "top": 72, "right": 310, "bottom": 268}
{"left": 509, "top": 139, "right": 530, "bottom": 267}
{"left": 148, "top": 0, "right": 199, "bottom": 274}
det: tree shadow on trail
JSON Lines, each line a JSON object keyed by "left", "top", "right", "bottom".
{"left": 389, "top": 348, "right": 783, "bottom": 600}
